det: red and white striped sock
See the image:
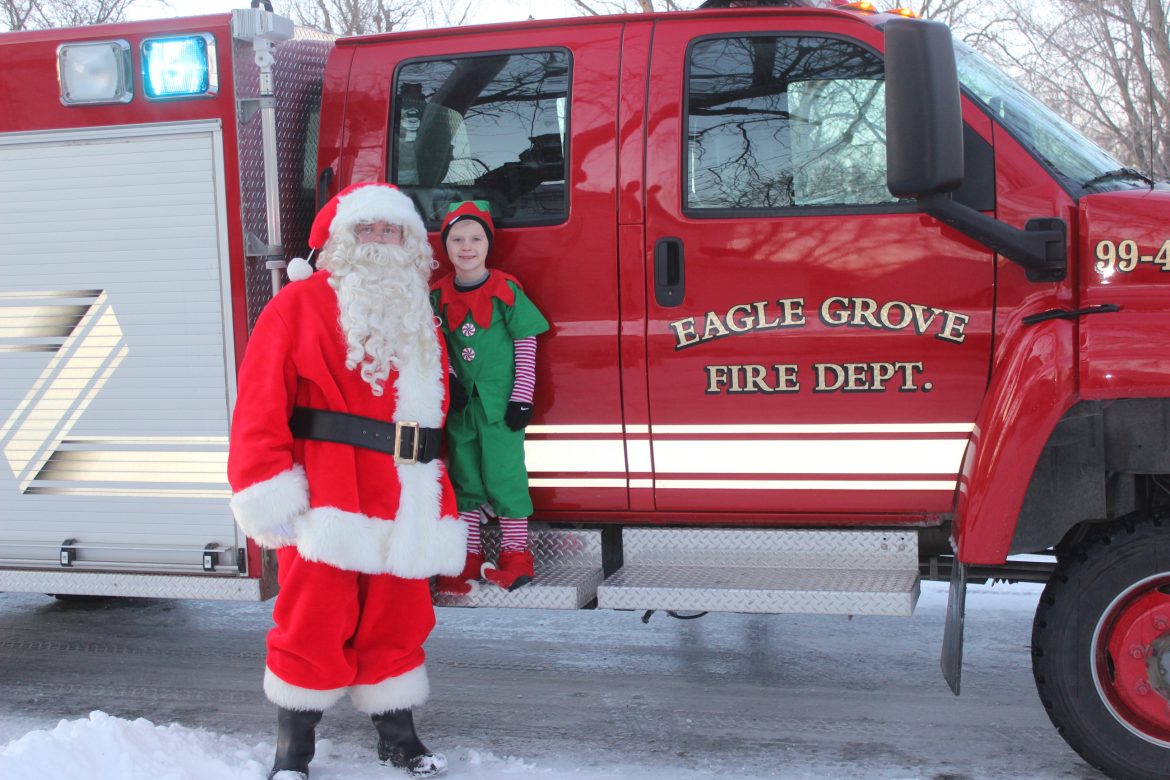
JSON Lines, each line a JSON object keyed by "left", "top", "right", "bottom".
{"left": 499, "top": 517, "right": 528, "bottom": 552}
{"left": 460, "top": 510, "right": 482, "bottom": 554}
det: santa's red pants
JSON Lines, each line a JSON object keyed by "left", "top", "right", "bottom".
{"left": 266, "top": 548, "right": 435, "bottom": 702}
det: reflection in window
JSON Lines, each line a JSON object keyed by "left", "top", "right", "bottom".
{"left": 687, "top": 36, "right": 898, "bottom": 210}
{"left": 391, "top": 50, "right": 570, "bottom": 225}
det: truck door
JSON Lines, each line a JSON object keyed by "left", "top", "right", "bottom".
{"left": 642, "top": 16, "right": 994, "bottom": 517}
{"left": 348, "top": 23, "right": 629, "bottom": 512}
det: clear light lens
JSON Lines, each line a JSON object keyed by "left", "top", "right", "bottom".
{"left": 142, "top": 35, "right": 217, "bottom": 100}
{"left": 58, "top": 41, "right": 132, "bottom": 104}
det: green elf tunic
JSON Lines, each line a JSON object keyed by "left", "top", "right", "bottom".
{"left": 431, "top": 270, "right": 549, "bottom": 517}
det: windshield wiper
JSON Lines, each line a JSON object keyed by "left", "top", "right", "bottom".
{"left": 1082, "top": 167, "right": 1153, "bottom": 190}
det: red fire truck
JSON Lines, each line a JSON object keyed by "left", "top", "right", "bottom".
{"left": 1, "top": 2, "right": 1168, "bottom": 777}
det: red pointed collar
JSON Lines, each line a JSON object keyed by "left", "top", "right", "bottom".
{"left": 433, "top": 271, "right": 520, "bottom": 332}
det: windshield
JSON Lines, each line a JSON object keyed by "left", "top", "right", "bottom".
{"left": 952, "top": 40, "right": 1135, "bottom": 192}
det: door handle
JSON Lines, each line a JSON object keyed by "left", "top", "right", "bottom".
{"left": 315, "top": 167, "right": 334, "bottom": 212}
{"left": 654, "top": 237, "right": 685, "bottom": 307}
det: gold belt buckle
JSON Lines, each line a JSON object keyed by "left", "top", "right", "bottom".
{"left": 394, "top": 421, "right": 420, "bottom": 464}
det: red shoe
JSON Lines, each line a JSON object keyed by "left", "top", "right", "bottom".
{"left": 481, "top": 549, "right": 534, "bottom": 591}
{"left": 435, "top": 552, "right": 483, "bottom": 596}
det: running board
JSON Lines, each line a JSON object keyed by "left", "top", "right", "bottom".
{"left": 433, "top": 527, "right": 604, "bottom": 610}
{"left": 596, "top": 529, "right": 920, "bottom": 617}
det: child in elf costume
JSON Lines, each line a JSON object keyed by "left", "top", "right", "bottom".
{"left": 431, "top": 201, "right": 549, "bottom": 594}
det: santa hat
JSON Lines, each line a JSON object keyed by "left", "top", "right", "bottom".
{"left": 286, "top": 182, "right": 426, "bottom": 282}
{"left": 439, "top": 200, "right": 495, "bottom": 254}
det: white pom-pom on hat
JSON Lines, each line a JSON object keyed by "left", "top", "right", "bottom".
{"left": 287, "top": 256, "right": 314, "bottom": 282}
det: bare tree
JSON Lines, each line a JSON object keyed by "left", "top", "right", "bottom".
{"left": 282, "top": 0, "right": 414, "bottom": 34}
{"left": 568, "top": 0, "right": 691, "bottom": 14}
{"left": 1, "top": 0, "right": 141, "bottom": 30}
{"left": 978, "top": 1, "right": 1169, "bottom": 180}
{"left": 283, "top": 0, "right": 485, "bottom": 34}
{"left": 1, "top": 0, "right": 37, "bottom": 30}
{"left": 415, "top": 0, "right": 476, "bottom": 27}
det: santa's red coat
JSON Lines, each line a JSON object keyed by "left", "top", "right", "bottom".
{"left": 228, "top": 271, "right": 465, "bottom": 579}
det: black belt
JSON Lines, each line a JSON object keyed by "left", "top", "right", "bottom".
{"left": 289, "top": 407, "right": 441, "bottom": 464}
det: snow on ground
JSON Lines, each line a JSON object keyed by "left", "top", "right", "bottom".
{"left": 0, "top": 712, "right": 786, "bottom": 780}
{"left": 1, "top": 581, "right": 1079, "bottom": 780}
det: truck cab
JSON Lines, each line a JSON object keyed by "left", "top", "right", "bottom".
{"left": 2, "top": 5, "right": 1168, "bottom": 778}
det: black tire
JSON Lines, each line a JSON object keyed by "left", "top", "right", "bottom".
{"left": 1032, "top": 512, "right": 1170, "bottom": 780}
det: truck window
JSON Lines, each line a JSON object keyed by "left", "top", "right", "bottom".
{"left": 390, "top": 49, "right": 570, "bottom": 226}
{"left": 951, "top": 40, "right": 1124, "bottom": 192}
{"left": 685, "top": 36, "right": 897, "bottom": 211}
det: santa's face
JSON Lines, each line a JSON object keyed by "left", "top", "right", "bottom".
{"left": 319, "top": 224, "right": 438, "bottom": 397}
{"left": 354, "top": 220, "right": 404, "bottom": 245}
{"left": 445, "top": 219, "right": 489, "bottom": 284}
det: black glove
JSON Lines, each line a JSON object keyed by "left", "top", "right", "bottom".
{"left": 448, "top": 376, "right": 469, "bottom": 412}
{"left": 504, "top": 401, "right": 533, "bottom": 431}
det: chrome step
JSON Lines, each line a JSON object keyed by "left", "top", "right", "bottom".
{"left": 596, "top": 529, "right": 920, "bottom": 617}
{"left": 433, "top": 526, "right": 603, "bottom": 610}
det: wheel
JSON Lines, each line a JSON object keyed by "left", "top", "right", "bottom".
{"left": 1032, "top": 513, "right": 1170, "bottom": 780}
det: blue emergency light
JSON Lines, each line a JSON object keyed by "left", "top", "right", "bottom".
{"left": 141, "top": 34, "right": 218, "bottom": 100}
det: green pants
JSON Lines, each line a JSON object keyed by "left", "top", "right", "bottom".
{"left": 446, "top": 399, "right": 533, "bottom": 517}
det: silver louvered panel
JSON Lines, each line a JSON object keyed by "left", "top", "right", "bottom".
{"left": 0, "top": 569, "right": 271, "bottom": 600}
{"left": 433, "top": 527, "right": 603, "bottom": 610}
{"left": 0, "top": 122, "right": 243, "bottom": 576}
{"left": 597, "top": 528, "right": 920, "bottom": 617}
{"left": 234, "top": 26, "right": 334, "bottom": 330}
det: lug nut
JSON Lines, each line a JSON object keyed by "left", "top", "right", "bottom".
{"left": 1136, "top": 682, "right": 1150, "bottom": 696}
{"left": 1155, "top": 617, "right": 1168, "bottom": 632}
{"left": 1132, "top": 646, "right": 1147, "bottom": 659}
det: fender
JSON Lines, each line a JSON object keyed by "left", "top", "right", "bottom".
{"left": 953, "top": 316, "right": 1077, "bottom": 564}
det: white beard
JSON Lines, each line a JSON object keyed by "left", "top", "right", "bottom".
{"left": 322, "top": 240, "right": 439, "bottom": 397}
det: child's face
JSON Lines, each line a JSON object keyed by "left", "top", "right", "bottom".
{"left": 446, "top": 219, "right": 490, "bottom": 283}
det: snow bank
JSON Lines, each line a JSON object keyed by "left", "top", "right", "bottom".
{"left": 0, "top": 711, "right": 266, "bottom": 780}
{"left": 0, "top": 711, "right": 720, "bottom": 780}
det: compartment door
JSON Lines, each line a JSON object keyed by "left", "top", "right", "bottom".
{"left": 0, "top": 121, "right": 242, "bottom": 573}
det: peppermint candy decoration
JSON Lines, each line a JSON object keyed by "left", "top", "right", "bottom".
{"left": 461, "top": 321, "right": 477, "bottom": 337}
{"left": 461, "top": 347, "right": 476, "bottom": 362}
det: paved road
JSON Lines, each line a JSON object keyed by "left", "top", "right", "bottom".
{"left": 0, "top": 583, "right": 1105, "bottom": 779}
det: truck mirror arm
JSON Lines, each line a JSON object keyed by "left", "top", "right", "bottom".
{"left": 919, "top": 194, "right": 1067, "bottom": 283}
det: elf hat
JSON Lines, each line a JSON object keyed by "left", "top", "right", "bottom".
{"left": 440, "top": 200, "right": 494, "bottom": 253}
{"left": 287, "top": 182, "right": 425, "bottom": 281}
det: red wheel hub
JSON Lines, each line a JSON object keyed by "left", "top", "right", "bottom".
{"left": 1095, "top": 575, "right": 1170, "bottom": 746}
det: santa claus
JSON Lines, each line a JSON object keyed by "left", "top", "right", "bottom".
{"left": 227, "top": 182, "right": 465, "bottom": 779}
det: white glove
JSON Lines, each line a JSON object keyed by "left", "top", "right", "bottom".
{"left": 254, "top": 520, "right": 297, "bottom": 549}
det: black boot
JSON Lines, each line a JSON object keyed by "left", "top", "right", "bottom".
{"left": 371, "top": 709, "right": 447, "bottom": 777}
{"left": 268, "top": 707, "right": 323, "bottom": 780}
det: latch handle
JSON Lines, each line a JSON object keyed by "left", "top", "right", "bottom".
{"left": 654, "top": 237, "right": 685, "bottom": 308}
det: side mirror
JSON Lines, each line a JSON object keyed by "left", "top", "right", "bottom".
{"left": 885, "top": 18, "right": 965, "bottom": 199}
{"left": 884, "top": 18, "right": 1067, "bottom": 283}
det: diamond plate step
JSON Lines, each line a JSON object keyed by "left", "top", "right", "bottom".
{"left": 433, "top": 527, "right": 603, "bottom": 610}
{"left": 596, "top": 529, "right": 920, "bottom": 617}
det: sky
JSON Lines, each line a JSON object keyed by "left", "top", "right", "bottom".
{"left": 126, "top": 0, "right": 585, "bottom": 28}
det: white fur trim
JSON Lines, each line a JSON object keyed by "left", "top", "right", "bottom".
{"left": 391, "top": 320, "right": 444, "bottom": 429}
{"left": 287, "top": 256, "right": 314, "bottom": 282}
{"left": 349, "top": 664, "right": 429, "bottom": 714}
{"left": 230, "top": 466, "right": 308, "bottom": 549}
{"left": 264, "top": 667, "right": 346, "bottom": 711}
{"left": 331, "top": 186, "right": 426, "bottom": 243}
{"left": 296, "top": 504, "right": 465, "bottom": 577}
{"left": 364, "top": 315, "right": 461, "bottom": 575}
